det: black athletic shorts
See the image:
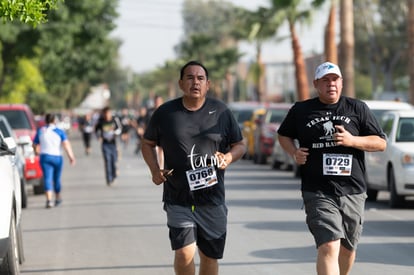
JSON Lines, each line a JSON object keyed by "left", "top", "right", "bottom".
{"left": 164, "top": 203, "right": 227, "bottom": 259}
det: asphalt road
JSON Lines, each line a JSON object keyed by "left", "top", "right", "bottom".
{"left": 19, "top": 132, "right": 414, "bottom": 275}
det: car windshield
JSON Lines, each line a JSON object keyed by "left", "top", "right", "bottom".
{"left": 232, "top": 109, "right": 254, "bottom": 124}
{"left": 396, "top": 118, "right": 414, "bottom": 142}
{"left": 0, "top": 110, "right": 31, "bottom": 130}
{"left": 269, "top": 109, "right": 288, "bottom": 123}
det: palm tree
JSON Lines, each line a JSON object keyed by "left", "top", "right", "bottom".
{"left": 313, "top": 0, "right": 354, "bottom": 97}
{"left": 313, "top": 0, "right": 338, "bottom": 63}
{"left": 325, "top": 1, "right": 338, "bottom": 63}
{"left": 237, "top": 7, "right": 284, "bottom": 102}
{"left": 270, "top": 0, "right": 311, "bottom": 101}
{"left": 158, "top": 60, "right": 182, "bottom": 100}
{"left": 339, "top": 0, "right": 355, "bottom": 97}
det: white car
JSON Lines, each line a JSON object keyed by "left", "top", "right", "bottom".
{"left": 0, "top": 115, "right": 28, "bottom": 209}
{"left": 363, "top": 100, "right": 413, "bottom": 121}
{"left": 0, "top": 131, "right": 24, "bottom": 274}
{"left": 366, "top": 109, "right": 414, "bottom": 207}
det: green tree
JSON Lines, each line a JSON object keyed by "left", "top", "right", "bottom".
{"left": 1, "top": 57, "right": 46, "bottom": 103}
{"left": 0, "top": 0, "right": 120, "bottom": 112}
{"left": 38, "top": 0, "right": 119, "bottom": 109}
{"left": 234, "top": 6, "right": 284, "bottom": 102}
{"left": 0, "top": 0, "right": 60, "bottom": 26}
{"left": 355, "top": 0, "right": 408, "bottom": 97}
{"left": 177, "top": 0, "right": 242, "bottom": 101}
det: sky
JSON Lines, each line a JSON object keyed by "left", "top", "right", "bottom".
{"left": 110, "top": 0, "right": 329, "bottom": 73}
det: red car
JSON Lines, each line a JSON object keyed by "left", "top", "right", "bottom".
{"left": 253, "top": 103, "right": 292, "bottom": 164}
{"left": 0, "top": 104, "right": 44, "bottom": 194}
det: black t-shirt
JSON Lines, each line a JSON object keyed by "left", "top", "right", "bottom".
{"left": 144, "top": 97, "right": 243, "bottom": 206}
{"left": 277, "top": 96, "right": 386, "bottom": 196}
{"left": 95, "top": 116, "right": 122, "bottom": 144}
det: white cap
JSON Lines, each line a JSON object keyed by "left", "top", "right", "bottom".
{"left": 314, "top": 62, "right": 342, "bottom": 80}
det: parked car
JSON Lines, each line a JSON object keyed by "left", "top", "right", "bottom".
{"left": 229, "top": 101, "right": 264, "bottom": 130}
{"left": 240, "top": 106, "right": 266, "bottom": 159}
{"left": 363, "top": 100, "right": 413, "bottom": 121}
{"left": 229, "top": 102, "right": 266, "bottom": 159}
{"left": 270, "top": 137, "right": 301, "bottom": 177}
{"left": 253, "top": 103, "right": 291, "bottom": 164}
{"left": 0, "top": 104, "right": 37, "bottom": 139}
{"left": 0, "top": 115, "right": 28, "bottom": 208}
{"left": 0, "top": 130, "right": 25, "bottom": 274}
{"left": 0, "top": 104, "right": 44, "bottom": 194}
{"left": 365, "top": 109, "right": 414, "bottom": 207}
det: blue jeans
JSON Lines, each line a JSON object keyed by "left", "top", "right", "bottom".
{"left": 102, "top": 142, "right": 118, "bottom": 183}
{"left": 40, "top": 154, "right": 63, "bottom": 193}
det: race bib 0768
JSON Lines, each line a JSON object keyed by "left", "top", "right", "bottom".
{"left": 185, "top": 166, "right": 218, "bottom": 191}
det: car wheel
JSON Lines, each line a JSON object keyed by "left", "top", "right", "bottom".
{"left": 366, "top": 188, "right": 378, "bottom": 202}
{"left": 0, "top": 211, "right": 20, "bottom": 275}
{"left": 253, "top": 153, "right": 258, "bottom": 164}
{"left": 254, "top": 151, "right": 266, "bottom": 165}
{"left": 20, "top": 177, "right": 28, "bottom": 208}
{"left": 388, "top": 167, "right": 405, "bottom": 208}
{"left": 271, "top": 158, "right": 282, "bottom": 169}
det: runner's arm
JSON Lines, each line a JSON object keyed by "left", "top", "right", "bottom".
{"left": 141, "top": 138, "right": 165, "bottom": 185}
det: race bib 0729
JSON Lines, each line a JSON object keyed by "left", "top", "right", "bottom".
{"left": 322, "top": 153, "right": 352, "bottom": 176}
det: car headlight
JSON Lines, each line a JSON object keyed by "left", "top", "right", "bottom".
{"left": 401, "top": 153, "right": 414, "bottom": 165}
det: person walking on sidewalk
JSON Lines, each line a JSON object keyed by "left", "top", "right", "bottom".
{"left": 134, "top": 105, "right": 148, "bottom": 156}
{"left": 142, "top": 60, "right": 246, "bottom": 275}
{"left": 79, "top": 112, "right": 94, "bottom": 155}
{"left": 95, "top": 106, "right": 122, "bottom": 186}
{"left": 33, "top": 113, "right": 76, "bottom": 208}
{"left": 277, "top": 62, "right": 386, "bottom": 275}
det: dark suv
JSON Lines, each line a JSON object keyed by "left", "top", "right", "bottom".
{"left": 0, "top": 104, "right": 44, "bottom": 194}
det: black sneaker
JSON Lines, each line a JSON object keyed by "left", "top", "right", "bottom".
{"left": 55, "top": 199, "right": 62, "bottom": 207}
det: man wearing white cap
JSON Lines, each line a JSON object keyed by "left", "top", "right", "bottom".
{"left": 277, "top": 62, "right": 387, "bottom": 275}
